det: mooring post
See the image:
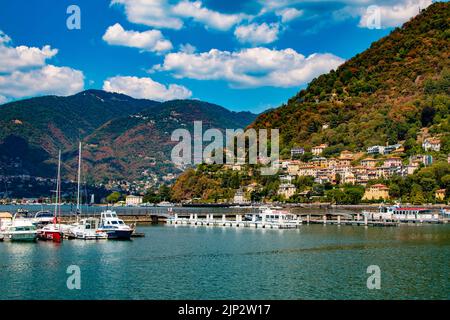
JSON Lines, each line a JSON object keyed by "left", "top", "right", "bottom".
{"left": 307, "top": 215, "right": 310, "bottom": 224}
{"left": 357, "top": 213, "right": 360, "bottom": 221}
{"left": 337, "top": 215, "right": 341, "bottom": 225}
{"left": 364, "top": 215, "right": 368, "bottom": 226}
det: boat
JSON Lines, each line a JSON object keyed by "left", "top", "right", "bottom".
{"left": 157, "top": 201, "right": 175, "bottom": 207}
{"left": 66, "top": 143, "right": 108, "bottom": 240}
{"left": 70, "top": 218, "right": 108, "bottom": 240}
{"left": 439, "top": 208, "right": 450, "bottom": 218}
{"left": 37, "top": 150, "right": 64, "bottom": 242}
{"left": 363, "top": 204, "right": 439, "bottom": 222}
{"left": 98, "top": 210, "right": 133, "bottom": 240}
{"left": 32, "top": 211, "right": 54, "bottom": 226}
{"left": 257, "top": 207, "right": 298, "bottom": 226}
{"left": 0, "top": 213, "right": 37, "bottom": 242}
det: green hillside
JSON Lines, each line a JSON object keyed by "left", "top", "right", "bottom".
{"left": 251, "top": 2, "right": 449, "bottom": 158}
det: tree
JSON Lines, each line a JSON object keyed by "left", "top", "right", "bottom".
{"left": 106, "top": 191, "right": 121, "bottom": 204}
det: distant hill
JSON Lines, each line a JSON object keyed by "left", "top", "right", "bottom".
{"left": 251, "top": 2, "right": 449, "bottom": 158}
{"left": 0, "top": 90, "right": 257, "bottom": 195}
{"left": 77, "top": 99, "right": 257, "bottom": 182}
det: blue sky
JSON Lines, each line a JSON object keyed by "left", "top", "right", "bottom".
{"left": 0, "top": 0, "right": 435, "bottom": 112}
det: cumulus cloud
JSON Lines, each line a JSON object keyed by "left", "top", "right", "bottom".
{"left": 275, "top": 8, "right": 303, "bottom": 23}
{"left": 103, "top": 23, "right": 172, "bottom": 52}
{"left": 234, "top": 23, "right": 280, "bottom": 45}
{"left": 0, "top": 31, "right": 58, "bottom": 73}
{"left": 0, "top": 31, "right": 84, "bottom": 100}
{"left": 153, "top": 47, "right": 344, "bottom": 88}
{"left": 172, "top": 1, "right": 247, "bottom": 31}
{"left": 112, "top": 0, "right": 248, "bottom": 31}
{"left": 111, "top": 0, "right": 183, "bottom": 29}
{"left": 103, "top": 76, "right": 192, "bottom": 101}
{"left": 358, "top": 0, "right": 432, "bottom": 28}
{"left": 0, "top": 65, "right": 84, "bottom": 98}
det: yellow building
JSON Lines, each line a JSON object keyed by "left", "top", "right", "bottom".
{"left": 363, "top": 184, "right": 390, "bottom": 201}
{"left": 125, "top": 195, "right": 143, "bottom": 206}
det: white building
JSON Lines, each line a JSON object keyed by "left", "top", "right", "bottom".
{"left": 126, "top": 195, "right": 143, "bottom": 206}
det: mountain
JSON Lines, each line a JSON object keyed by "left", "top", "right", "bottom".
{"left": 251, "top": 2, "right": 449, "bottom": 158}
{"left": 0, "top": 90, "right": 159, "bottom": 177}
{"left": 170, "top": 2, "right": 450, "bottom": 203}
{"left": 75, "top": 100, "right": 257, "bottom": 183}
{"left": 0, "top": 90, "right": 257, "bottom": 196}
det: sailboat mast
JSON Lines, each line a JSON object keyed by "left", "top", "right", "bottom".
{"left": 54, "top": 150, "right": 61, "bottom": 226}
{"left": 76, "top": 142, "right": 82, "bottom": 222}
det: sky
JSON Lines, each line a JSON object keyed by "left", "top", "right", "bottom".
{"left": 0, "top": 0, "right": 436, "bottom": 112}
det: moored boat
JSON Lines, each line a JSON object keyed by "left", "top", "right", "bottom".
{"left": 363, "top": 204, "right": 439, "bottom": 222}
{"left": 98, "top": 210, "right": 133, "bottom": 240}
{"left": 70, "top": 218, "right": 108, "bottom": 240}
{"left": 0, "top": 213, "right": 37, "bottom": 242}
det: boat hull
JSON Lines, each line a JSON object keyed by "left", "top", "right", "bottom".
{"left": 103, "top": 229, "right": 133, "bottom": 240}
{"left": 1, "top": 232, "right": 37, "bottom": 242}
{"left": 37, "top": 230, "right": 63, "bottom": 242}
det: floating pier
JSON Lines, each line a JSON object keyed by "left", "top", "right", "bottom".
{"left": 167, "top": 213, "right": 301, "bottom": 229}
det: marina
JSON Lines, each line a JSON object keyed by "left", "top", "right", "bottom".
{"left": 0, "top": 223, "right": 449, "bottom": 300}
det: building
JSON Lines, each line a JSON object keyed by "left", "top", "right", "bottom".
{"left": 435, "top": 189, "right": 446, "bottom": 201}
{"left": 290, "top": 147, "right": 305, "bottom": 158}
{"left": 409, "top": 155, "right": 433, "bottom": 166}
{"left": 278, "top": 183, "right": 297, "bottom": 199}
{"left": 422, "top": 138, "right": 441, "bottom": 152}
{"left": 0, "top": 212, "right": 12, "bottom": 228}
{"left": 233, "top": 189, "right": 249, "bottom": 204}
{"left": 312, "top": 144, "right": 328, "bottom": 156}
{"left": 360, "top": 157, "right": 377, "bottom": 168}
{"left": 384, "top": 156, "right": 402, "bottom": 167}
{"left": 363, "top": 184, "right": 390, "bottom": 201}
{"left": 367, "top": 144, "right": 402, "bottom": 155}
{"left": 125, "top": 195, "right": 143, "bottom": 206}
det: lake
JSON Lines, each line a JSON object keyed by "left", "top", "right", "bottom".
{"left": 0, "top": 224, "right": 449, "bottom": 299}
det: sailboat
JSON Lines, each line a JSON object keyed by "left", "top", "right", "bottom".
{"left": 68, "top": 142, "right": 108, "bottom": 240}
{"left": 37, "top": 150, "right": 64, "bottom": 242}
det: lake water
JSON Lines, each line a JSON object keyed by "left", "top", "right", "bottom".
{"left": 0, "top": 224, "right": 449, "bottom": 300}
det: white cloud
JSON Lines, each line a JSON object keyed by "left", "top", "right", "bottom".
{"left": 358, "top": 0, "right": 432, "bottom": 28}
{"left": 153, "top": 47, "right": 344, "bottom": 88}
{"left": 111, "top": 0, "right": 183, "bottom": 29}
{"left": 103, "top": 23, "right": 172, "bottom": 52}
{"left": 0, "top": 31, "right": 84, "bottom": 100}
{"left": 103, "top": 76, "right": 192, "bottom": 101}
{"left": 276, "top": 8, "right": 303, "bottom": 23}
{"left": 0, "top": 65, "right": 84, "bottom": 98}
{"left": 172, "top": 1, "right": 247, "bottom": 31}
{"left": 0, "top": 32, "right": 58, "bottom": 73}
{"left": 234, "top": 23, "right": 280, "bottom": 45}
{"left": 112, "top": 0, "right": 249, "bottom": 31}
{"left": 179, "top": 43, "right": 197, "bottom": 54}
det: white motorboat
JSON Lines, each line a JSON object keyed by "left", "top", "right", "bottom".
{"left": 70, "top": 218, "right": 108, "bottom": 240}
{"left": 0, "top": 213, "right": 37, "bottom": 242}
{"left": 363, "top": 204, "right": 439, "bottom": 222}
{"left": 98, "top": 210, "right": 133, "bottom": 240}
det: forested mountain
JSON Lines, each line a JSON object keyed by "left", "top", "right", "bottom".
{"left": 251, "top": 2, "right": 449, "bottom": 158}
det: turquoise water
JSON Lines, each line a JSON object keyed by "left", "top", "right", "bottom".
{"left": 0, "top": 224, "right": 449, "bottom": 300}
